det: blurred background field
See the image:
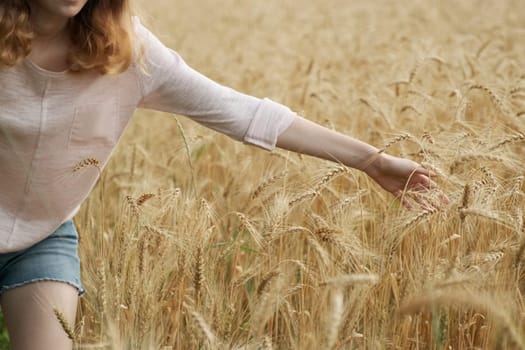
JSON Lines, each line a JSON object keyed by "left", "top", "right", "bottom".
{"left": 52, "top": 0, "right": 525, "bottom": 348}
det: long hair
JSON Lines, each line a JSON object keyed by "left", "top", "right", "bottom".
{"left": 0, "top": 0, "right": 134, "bottom": 75}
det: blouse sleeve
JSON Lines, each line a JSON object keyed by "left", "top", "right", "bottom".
{"left": 134, "top": 18, "right": 296, "bottom": 150}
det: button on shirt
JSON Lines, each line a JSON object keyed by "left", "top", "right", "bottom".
{"left": 0, "top": 18, "right": 296, "bottom": 252}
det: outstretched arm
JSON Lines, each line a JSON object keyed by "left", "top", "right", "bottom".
{"left": 133, "top": 20, "right": 438, "bottom": 204}
{"left": 276, "top": 116, "right": 438, "bottom": 206}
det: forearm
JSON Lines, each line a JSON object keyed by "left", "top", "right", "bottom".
{"left": 275, "top": 115, "right": 380, "bottom": 172}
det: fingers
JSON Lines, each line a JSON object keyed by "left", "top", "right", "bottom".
{"left": 395, "top": 174, "right": 449, "bottom": 210}
{"left": 438, "top": 190, "right": 451, "bottom": 205}
{"left": 414, "top": 166, "right": 437, "bottom": 178}
{"left": 409, "top": 173, "right": 437, "bottom": 191}
{"left": 394, "top": 190, "right": 413, "bottom": 210}
{"left": 411, "top": 169, "right": 450, "bottom": 205}
{"left": 388, "top": 159, "right": 447, "bottom": 210}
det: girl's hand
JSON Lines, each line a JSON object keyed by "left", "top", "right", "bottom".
{"left": 364, "top": 153, "right": 445, "bottom": 209}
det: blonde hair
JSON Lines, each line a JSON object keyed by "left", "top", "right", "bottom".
{"left": 0, "top": 0, "right": 135, "bottom": 75}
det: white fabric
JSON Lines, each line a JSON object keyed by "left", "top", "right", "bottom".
{"left": 0, "top": 19, "right": 296, "bottom": 252}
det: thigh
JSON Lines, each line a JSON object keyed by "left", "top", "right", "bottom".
{"left": 1, "top": 281, "right": 79, "bottom": 350}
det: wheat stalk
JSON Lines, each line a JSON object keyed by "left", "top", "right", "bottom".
{"left": 314, "top": 227, "right": 341, "bottom": 245}
{"left": 98, "top": 259, "right": 107, "bottom": 320}
{"left": 400, "top": 105, "right": 422, "bottom": 116}
{"left": 325, "top": 288, "right": 344, "bottom": 350}
{"left": 400, "top": 208, "right": 436, "bottom": 232}
{"left": 252, "top": 171, "right": 287, "bottom": 199}
{"left": 257, "top": 271, "right": 281, "bottom": 296}
{"left": 515, "top": 237, "right": 525, "bottom": 267}
{"left": 389, "top": 80, "right": 409, "bottom": 97}
{"left": 187, "top": 307, "right": 219, "bottom": 349}
{"left": 356, "top": 98, "right": 394, "bottom": 129}
{"left": 510, "top": 86, "right": 525, "bottom": 95}
{"left": 489, "top": 133, "right": 525, "bottom": 150}
{"left": 467, "top": 84, "right": 513, "bottom": 118}
{"left": 73, "top": 158, "right": 100, "bottom": 172}
{"left": 378, "top": 133, "right": 412, "bottom": 154}
{"left": 174, "top": 116, "right": 196, "bottom": 194}
{"left": 313, "top": 166, "right": 348, "bottom": 192}
{"left": 126, "top": 195, "right": 140, "bottom": 217}
{"left": 260, "top": 336, "right": 274, "bottom": 350}
{"left": 306, "top": 236, "right": 331, "bottom": 267}
{"left": 458, "top": 208, "right": 509, "bottom": 227}
{"left": 400, "top": 290, "right": 525, "bottom": 349}
{"left": 450, "top": 154, "right": 506, "bottom": 173}
{"left": 53, "top": 307, "right": 76, "bottom": 341}
{"left": 440, "top": 233, "right": 462, "bottom": 247}
{"left": 288, "top": 190, "right": 318, "bottom": 207}
{"left": 459, "top": 183, "right": 471, "bottom": 221}
{"left": 421, "top": 131, "right": 435, "bottom": 144}
{"left": 319, "top": 273, "right": 379, "bottom": 287}
{"left": 193, "top": 247, "right": 205, "bottom": 303}
{"left": 408, "top": 56, "right": 446, "bottom": 83}
{"left": 236, "top": 212, "right": 264, "bottom": 248}
{"left": 250, "top": 272, "right": 285, "bottom": 337}
{"left": 136, "top": 193, "right": 155, "bottom": 206}
{"left": 137, "top": 235, "right": 147, "bottom": 274}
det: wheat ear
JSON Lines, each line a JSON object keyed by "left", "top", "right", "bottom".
{"left": 136, "top": 193, "right": 155, "bottom": 206}
{"left": 489, "top": 133, "right": 525, "bottom": 150}
{"left": 53, "top": 307, "right": 76, "bottom": 341}
{"left": 193, "top": 247, "right": 205, "bottom": 303}
{"left": 467, "top": 84, "right": 512, "bottom": 117}
{"left": 459, "top": 183, "right": 471, "bottom": 221}
{"left": 377, "top": 133, "right": 412, "bottom": 154}
{"left": 73, "top": 158, "right": 100, "bottom": 172}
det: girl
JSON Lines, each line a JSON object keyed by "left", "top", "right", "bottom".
{"left": 0, "top": 0, "right": 438, "bottom": 348}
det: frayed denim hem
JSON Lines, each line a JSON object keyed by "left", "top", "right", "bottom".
{"left": 0, "top": 278, "right": 85, "bottom": 296}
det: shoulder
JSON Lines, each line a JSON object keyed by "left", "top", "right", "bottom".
{"left": 130, "top": 16, "right": 178, "bottom": 71}
{"left": 131, "top": 17, "right": 170, "bottom": 57}
{"left": 131, "top": 16, "right": 150, "bottom": 40}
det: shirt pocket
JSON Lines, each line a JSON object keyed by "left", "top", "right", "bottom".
{"left": 68, "top": 99, "right": 119, "bottom": 149}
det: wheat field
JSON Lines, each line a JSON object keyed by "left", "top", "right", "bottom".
{"left": 70, "top": 0, "right": 525, "bottom": 349}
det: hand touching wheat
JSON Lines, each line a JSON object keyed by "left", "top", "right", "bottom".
{"left": 365, "top": 153, "right": 447, "bottom": 209}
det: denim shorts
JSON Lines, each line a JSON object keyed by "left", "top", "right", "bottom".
{"left": 0, "top": 220, "right": 84, "bottom": 296}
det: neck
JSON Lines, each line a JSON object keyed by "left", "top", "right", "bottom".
{"left": 33, "top": 20, "right": 69, "bottom": 41}
{"left": 29, "top": 6, "right": 70, "bottom": 41}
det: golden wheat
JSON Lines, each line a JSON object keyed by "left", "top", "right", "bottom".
{"left": 318, "top": 273, "right": 379, "bottom": 288}
{"left": 53, "top": 307, "right": 76, "bottom": 342}
{"left": 467, "top": 84, "right": 513, "bottom": 118}
{"left": 324, "top": 288, "right": 344, "bottom": 350}
{"left": 193, "top": 247, "right": 205, "bottom": 303}
{"left": 378, "top": 133, "right": 412, "bottom": 154}
{"left": 489, "top": 133, "right": 525, "bottom": 150}
{"left": 69, "top": 1, "right": 525, "bottom": 349}
{"left": 73, "top": 158, "right": 100, "bottom": 172}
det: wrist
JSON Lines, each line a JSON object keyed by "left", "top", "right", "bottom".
{"left": 341, "top": 141, "right": 380, "bottom": 171}
{"left": 361, "top": 151, "right": 387, "bottom": 178}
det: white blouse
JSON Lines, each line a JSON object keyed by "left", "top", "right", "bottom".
{"left": 0, "top": 18, "right": 296, "bottom": 252}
